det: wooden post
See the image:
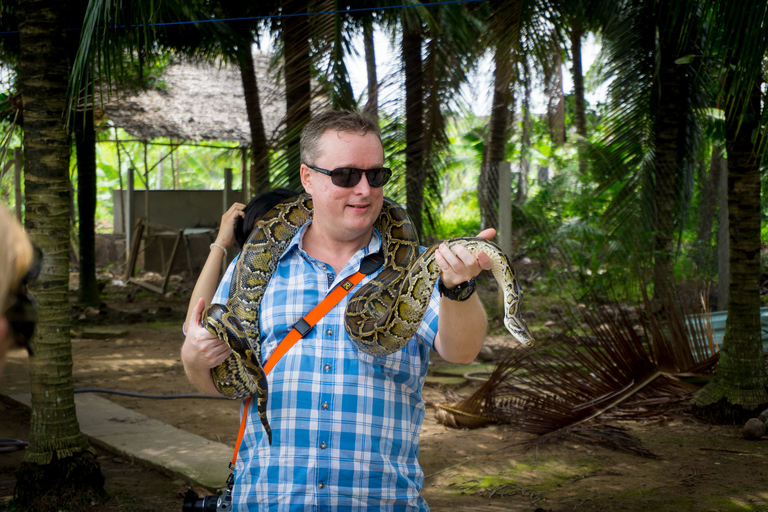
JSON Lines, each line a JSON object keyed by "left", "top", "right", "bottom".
{"left": 241, "top": 147, "right": 248, "bottom": 196}
{"left": 223, "top": 167, "right": 233, "bottom": 271}
{"left": 497, "top": 161, "right": 512, "bottom": 315}
{"left": 14, "top": 147, "right": 22, "bottom": 221}
{"left": 223, "top": 167, "right": 233, "bottom": 215}
{"left": 125, "top": 168, "right": 135, "bottom": 269}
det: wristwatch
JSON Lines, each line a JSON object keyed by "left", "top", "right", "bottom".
{"left": 438, "top": 277, "right": 477, "bottom": 302}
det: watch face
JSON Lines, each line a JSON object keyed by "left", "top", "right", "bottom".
{"left": 457, "top": 284, "right": 475, "bottom": 301}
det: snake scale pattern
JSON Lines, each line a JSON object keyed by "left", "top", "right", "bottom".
{"left": 204, "top": 193, "right": 533, "bottom": 444}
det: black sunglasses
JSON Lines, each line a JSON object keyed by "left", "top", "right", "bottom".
{"left": 305, "top": 164, "right": 392, "bottom": 188}
{"left": 5, "top": 245, "right": 42, "bottom": 356}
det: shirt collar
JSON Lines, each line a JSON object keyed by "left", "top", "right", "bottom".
{"left": 284, "top": 221, "right": 382, "bottom": 264}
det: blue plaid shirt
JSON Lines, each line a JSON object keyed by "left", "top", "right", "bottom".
{"left": 213, "top": 223, "right": 440, "bottom": 511}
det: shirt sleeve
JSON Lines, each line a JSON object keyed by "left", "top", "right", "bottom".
{"left": 213, "top": 254, "right": 239, "bottom": 305}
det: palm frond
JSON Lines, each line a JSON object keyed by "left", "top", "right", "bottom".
{"left": 433, "top": 284, "right": 719, "bottom": 456}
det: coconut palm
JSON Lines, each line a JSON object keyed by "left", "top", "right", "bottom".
{"left": 374, "top": 1, "right": 483, "bottom": 240}
{"left": 12, "top": 0, "right": 106, "bottom": 507}
{"left": 591, "top": 0, "right": 707, "bottom": 303}
{"left": 689, "top": 0, "right": 768, "bottom": 421}
{"left": 475, "top": 0, "right": 561, "bottom": 232}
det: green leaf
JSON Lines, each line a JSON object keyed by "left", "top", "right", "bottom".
{"left": 674, "top": 54, "right": 696, "bottom": 65}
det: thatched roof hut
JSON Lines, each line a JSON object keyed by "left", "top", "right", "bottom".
{"left": 100, "top": 51, "right": 285, "bottom": 144}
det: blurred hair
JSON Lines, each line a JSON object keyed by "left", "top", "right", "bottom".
{"left": 0, "top": 206, "right": 34, "bottom": 313}
{"left": 235, "top": 188, "right": 300, "bottom": 249}
{"left": 300, "top": 110, "right": 381, "bottom": 166}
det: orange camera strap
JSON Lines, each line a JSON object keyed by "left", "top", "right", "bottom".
{"left": 230, "top": 253, "right": 384, "bottom": 467}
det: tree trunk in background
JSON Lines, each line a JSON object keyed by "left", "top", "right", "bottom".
{"left": 650, "top": 24, "right": 687, "bottom": 306}
{"left": 66, "top": 12, "right": 99, "bottom": 308}
{"left": 546, "top": 47, "right": 565, "bottom": 147}
{"left": 74, "top": 105, "right": 99, "bottom": 306}
{"left": 283, "top": 0, "right": 312, "bottom": 182}
{"left": 238, "top": 45, "right": 269, "bottom": 194}
{"left": 362, "top": 16, "right": 379, "bottom": 124}
{"left": 403, "top": 19, "right": 425, "bottom": 241}
{"left": 692, "top": 73, "right": 767, "bottom": 422}
{"left": 516, "top": 86, "right": 531, "bottom": 204}
{"left": 478, "top": 40, "right": 513, "bottom": 232}
{"left": 15, "top": 0, "right": 105, "bottom": 507}
{"left": 716, "top": 154, "right": 729, "bottom": 311}
{"left": 570, "top": 18, "right": 587, "bottom": 176}
{"left": 692, "top": 146, "right": 722, "bottom": 279}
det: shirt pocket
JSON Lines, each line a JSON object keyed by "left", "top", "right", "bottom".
{"left": 355, "top": 340, "right": 426, "bottom": 390}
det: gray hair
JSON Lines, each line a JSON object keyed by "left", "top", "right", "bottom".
{"left": 300, "top": 110, "right": 382, "bottom": 166}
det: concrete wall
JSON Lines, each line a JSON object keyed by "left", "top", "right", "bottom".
{"left": 110, "top": 188, "right": 246, "bottom": 274}
{"left": 112, "top": 189, "right": 245, "bottom": 234}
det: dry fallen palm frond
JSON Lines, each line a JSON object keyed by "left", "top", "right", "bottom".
{"left": 432, "top": 289, "right": 719, "bottom": 456}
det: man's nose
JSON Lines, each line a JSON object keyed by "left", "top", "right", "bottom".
{"left": 352, "top": 172, "right": 372, "bottom": 194}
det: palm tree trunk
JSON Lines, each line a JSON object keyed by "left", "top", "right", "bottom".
{"left": 15, "top": 0, "right": 105, "bottom": 506}
{"left": 66, "top": 10, "right": 99, "bottom": 308}
{"left": 362, "top": 16, "right": 379, "bottom": 123}
{"left": 570, "top": 18, "right": 587, "bottom": 177}
{"left": 478, "top": 42, "right": 513, "bottom": 232}
{"left": 74, "top": 104, "right": 100, "bottom": 307}
{"left": 546, "top": 47, "right": 565, "bottom": 147}
{"left": 237, "top": 45, "right": 269, "bottom": 195}
{"left": 691, "top": 72, "right": 767, "bottom": 421}
{"left": 403, "top": 19, "right": 425, "bottom": 241}
{"left": 692, "top": 145, "right": 722, "bottom": 277}
{"left": 283, "top": 0, "right": 312, "bottom": 180}
{"left": 516, "top": 83, "right": 531, "bottom": 205}
{"left": 650, "top": 34, "right": 686, "bottom": 305}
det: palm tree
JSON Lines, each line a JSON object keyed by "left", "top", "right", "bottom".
{"left": 690, "top": 0, "right": 768, "bottom": 421}
{"left": 592, "top": 0, "right": 706, "bottom": 303}
{"left": 13, "top": 0, "right": 105, "bottom": 506}
{"left": 381, "top": 1, "right": 482, "bottom": 240}
{"left": 67, "top": 0, "right": 100, "bottom": 307}
{"left": 476, "top": 0, "right": 561, "bottom": 233}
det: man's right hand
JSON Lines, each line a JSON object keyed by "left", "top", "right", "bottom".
{"left": 181, "top": 298, "right": 232, "bottom": 395}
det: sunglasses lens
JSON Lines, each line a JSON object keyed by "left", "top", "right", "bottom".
{"left": 331, "top": 168, "right": 362, "bottom": 188}
{"left": 368, "top": 168, "right": 391, "bottom": 187}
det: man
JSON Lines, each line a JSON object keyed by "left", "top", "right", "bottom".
{"left": 182, "top": 110, "right": 494, "bottom": 510}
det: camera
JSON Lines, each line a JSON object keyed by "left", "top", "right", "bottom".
{"left": 182, "top": 475, "right": 233, "bottom": 512}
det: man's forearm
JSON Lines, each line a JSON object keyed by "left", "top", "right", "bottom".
{"left": 434, "top": 294, "right": 488, "bottom": 363}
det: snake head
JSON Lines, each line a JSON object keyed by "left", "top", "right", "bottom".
{"left": 504, "top": 314, "right": 534, "bottom": 346}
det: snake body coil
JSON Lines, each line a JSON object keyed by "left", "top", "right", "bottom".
{"left": 204, "top": 194, "right": 533, "bottom": 444}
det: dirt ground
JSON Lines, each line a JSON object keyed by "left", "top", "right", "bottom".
{"left": 2, "top": 272, "right": 768, "bottom": 512}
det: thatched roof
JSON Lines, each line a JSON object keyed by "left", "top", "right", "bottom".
{"left": 100, "top": 51, "right": 285, "bottom": 144}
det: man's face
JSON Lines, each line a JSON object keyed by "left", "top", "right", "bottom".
{"left": 300, "top": 130, "right": 385, "bottom": 242}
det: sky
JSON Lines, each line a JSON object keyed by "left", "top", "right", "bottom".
{"left": 345, "top": 29, "right": 605, "bottom": 116}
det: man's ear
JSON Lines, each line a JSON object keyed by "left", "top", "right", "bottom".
{"left": 300, "top": 164, "right": 313, "bottom": 194}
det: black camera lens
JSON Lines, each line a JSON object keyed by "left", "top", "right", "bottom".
{"left": 182, "top": 489, "right": 219, "bottom": 512}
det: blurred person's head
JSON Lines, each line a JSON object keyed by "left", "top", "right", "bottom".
{"left": 0, "top": 206, "right": 38, "bottom": 372}
{"left": 235, "top": 188, "right": 300, "bottom": 249}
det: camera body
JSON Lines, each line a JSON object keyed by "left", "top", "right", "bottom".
{"left": 182, "top": 477, "right": 232, "bottom": 512}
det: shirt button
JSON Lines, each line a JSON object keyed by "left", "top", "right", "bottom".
{"left": 324, "top": 364, "right": 331, "bottom": 372}
{"left": 322, "top": 401, "right": 329, "bottom": 410}
{"left": 320, "top": 442, "right": 327, "bottom": 450}
{"left": 318, "top": 483, "right": 325, "bottom": 489}
{"left": 326, "top": 328, "right": 333, "bottom": 336}
{"left": 322, "top": 265, "right": 328, "bottom": 271}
